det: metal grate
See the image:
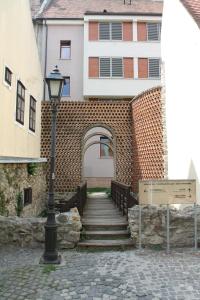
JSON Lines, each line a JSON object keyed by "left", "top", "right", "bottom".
{"left": 100, "top": 57, "right": 111, "bottom": 77}
{"left": 147, "top": 23, "right": 161, "bottom": 41}
{"left": 148, "top": 58, "right": 160, "bottom": 78}
{"left": 99, "top": 22, "right": 110, "bottom": 40}
{"left": 111, "top": 22, "right": 122, "bottom": 40}
{"left": 112, "top": 58, "right": 123, "bottom": 77}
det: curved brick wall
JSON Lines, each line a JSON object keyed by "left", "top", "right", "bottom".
{"left": 131, "top": 87, "right": 165, "bottom": 192}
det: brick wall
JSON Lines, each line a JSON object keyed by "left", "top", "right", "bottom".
{"left": 89, "top": 21, "right": 99, "bottom": 40}
{"left": 131, "top": 87, "right": 164, "bottom": 192}
{"left": 123, "top": 22, "right": 133, "bottom": 41}
{"left": 138, "top": 58, "right": 148, "bottom": 78}
{"left": 137, "top": 22, "right": 147, "bottom": 41}
{"left": 89, "top": 57, "right": 99, "bottom": 77}
{"left": 41, "top": 101, "right": 133, "bottom": 192}
{"left": 124, "top": 58, "right": 134, "bottom": 78}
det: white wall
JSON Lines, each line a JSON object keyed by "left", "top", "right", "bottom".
{"left": 84, "top": 15, "right": 161, "bottom": 98}
{"left": 46, "top": 25, "right": 84, "bottom": 101}
{"left": 162, "top": 0, "right": 200, "bottom": 202}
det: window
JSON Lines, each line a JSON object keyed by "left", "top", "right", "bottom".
{"left": 111, "top": 23, "right": 122, "bottom": 40}
{"left": 62, "top": 77, "right": 70, "bottom": 96}
{"left": 60, "top": 40, "right": 71, "bottom": 59}
{"left": 16, "top": 81, "right": 25, "bottom": 125}
{"left": 112, "top": 58, "right": 123, "bottom": 77}
{"left": 100, "top": 58, "right": 111, "bottom": 77}
{"left": 99, "top": 22, "right": 122, "bottom": 40}
{"left": 148, "top": 58, "right": 160, "bottom": 78}
{"left": 24, "top": 188, "right": 32, "bottom": 206}
{"left": 99, "top": 23, "right": 110, "bottom": 40}
{"left": 99, "top": 57, "right": 123, "bottom": 78}
{"left": 5, "top": 67, "right": 12, "bottom": 86}
{"left": 29, "top": 96, "right": 36, "bottom": 132}
{"left": 147, "top": 23, "right": 161, "bottom": 41}
{"left": 100, "top": 136, "right": 113, "bottom": 158}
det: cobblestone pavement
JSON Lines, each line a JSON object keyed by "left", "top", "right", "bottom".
{"left": 1, "top": 247, "right": 200, "bottom": 300}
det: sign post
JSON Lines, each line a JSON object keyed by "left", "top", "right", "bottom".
{"left": 138, "top": 180, "right": 196, "bottom": 252}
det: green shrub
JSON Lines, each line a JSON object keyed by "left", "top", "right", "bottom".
{"left": 27, "top": 163, "right": 37, "bottom": 175}
{"left": 0, "top": 191, "right": 8, "bottom": 216}
{"left": 15, "top": 191, "right": 23, "bottom": 217}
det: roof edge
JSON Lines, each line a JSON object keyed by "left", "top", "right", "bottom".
{"left": 85, "top": 11, "right": 162, "bottom": 16}
{"left": 129, "top": 85, "right": 162, "bottom": 104}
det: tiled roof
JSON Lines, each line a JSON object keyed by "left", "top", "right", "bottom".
{"left": 180, "top": 0, "right": 200, "bottom": 28}
{"left": 29, "top": 0, "right": 42, "bottom": 17}
{"left": 38, "top": 0, "right": 163, "bottom": 19}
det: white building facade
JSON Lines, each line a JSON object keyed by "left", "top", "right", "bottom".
{"left": 162, "top": 0, "right": 200, "bottom": 202}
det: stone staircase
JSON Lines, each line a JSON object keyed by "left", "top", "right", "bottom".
{"left": 78, "top": 193, "right": 134, "bottom": 249}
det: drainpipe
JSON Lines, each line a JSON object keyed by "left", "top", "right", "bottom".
{"left": 43, "top": 19, "right": 48, "bottom": 101}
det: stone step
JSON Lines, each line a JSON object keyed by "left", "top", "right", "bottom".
{"left": 82, "top": 230, "right": 129, "bottom": 240}
{"left": 83, "top": 210, "right": 121, "bottom": 215}
{"left": 77, "top": 239, "right": 134, "bottom": 248}
{"left": 82, "top": 216, "right": 124, "bottom": 220}
{"left": 82, "top": 222, "right": 128, "bottom": 231}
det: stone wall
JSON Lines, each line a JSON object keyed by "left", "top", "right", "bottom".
{"left": 128, "top": 205, "right": 199, "bottom": 248}
{"left": 0, "top": 208, "right": 81, "bottom": 249}
{"left": 131, "top": 87, "right": 165, "bottom": 193}
{"left": 0, "top": 162, "right": 46, "bottom": 217}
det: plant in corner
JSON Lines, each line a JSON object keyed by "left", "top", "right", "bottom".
{"left": 15, "top": 191, "right": 23, "bottom": 217}
{"left": 0, "top": 191, "right": 9, "bottom": 216}
{"left": 27, "top": 163, "right": 37, "bottom": 176}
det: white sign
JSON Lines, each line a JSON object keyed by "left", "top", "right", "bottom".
{"left": 139, "top": 180, "right": 196, "bottom": 205}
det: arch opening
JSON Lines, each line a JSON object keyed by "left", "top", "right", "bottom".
{"left": 82, "top": 126, "right": 115, "bottom": 189}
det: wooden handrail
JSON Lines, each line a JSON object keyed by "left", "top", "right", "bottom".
{"left": 111, "top": 180, "right": 138, "bottom": 217}
{"left": 55, "top": 182, "right": 87, "bottom": 216}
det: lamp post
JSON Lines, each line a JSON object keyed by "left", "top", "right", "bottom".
{"left": 41, "top": 66, "right": 65, "bottom": 264}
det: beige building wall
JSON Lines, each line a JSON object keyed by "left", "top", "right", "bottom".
{"left": 0, "top": 0, "right": 43, "bottom": 158}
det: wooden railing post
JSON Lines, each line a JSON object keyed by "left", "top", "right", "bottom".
{"left": 111, "top": 180, "right": 138, "bottom": 218}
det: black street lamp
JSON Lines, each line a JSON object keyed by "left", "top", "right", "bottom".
{"left": 41, "top": 66, "right": 65, "bottom": 264}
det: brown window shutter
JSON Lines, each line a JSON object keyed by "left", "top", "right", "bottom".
{"left": 124, "top": 58, "right": 134, "bottom": 78}
{"left": 123, "top": 22, "right": 133, "bottom": 41}
{"left": 138, "top": 58, "right": 148, "bottom": 78}
{"left": 137, "top": 22, "right": 147, "bottom": 41}
{"left": 89, "top": 22, "right": 99, "bottom": 40}
{"left": 89, "top": 57, "right": 99, "bottom": 78}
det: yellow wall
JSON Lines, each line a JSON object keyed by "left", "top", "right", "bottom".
{"left": 0, "top": 0, "right": 43, "bottom": 158}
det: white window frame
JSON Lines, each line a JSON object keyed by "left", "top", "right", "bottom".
{"left": 148, "top": 58, "right": 161, "bottom": 79}
{"left": 98, "top": 22, "right": 123, "bottom": 41}
{"left": 99, "top": 57, "right": 124, "bottom": 78}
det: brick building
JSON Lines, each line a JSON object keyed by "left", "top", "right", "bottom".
{"left": 30, "top": 0, "right": 163, "bottom": 187}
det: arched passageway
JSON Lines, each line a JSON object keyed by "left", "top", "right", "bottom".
{"left": 82, "top": 126, "right": 115, "bottom": 188}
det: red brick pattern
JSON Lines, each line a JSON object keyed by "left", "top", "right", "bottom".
{"left": 124, "top": 58, "right": 134, "bottom": 78}
{"left": 131, "top": 87, "right": 164, "bottom": 192}
{"left": 41, "top": 101, "right": 133, "bottom": 192}
{"left": 89, "top": 21, "right": 99, "bottom": 40}
{"left": 137, "top": 22, "right": 147, "bottom": 41}
{"left": 123, "top": 22, "right": 133, "bottom": 41}
{"left": 89, "top": 57, "right": 99, "bottom": 77}
{"left": 138, "top": 58, "right": 148, "bottom": 78}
